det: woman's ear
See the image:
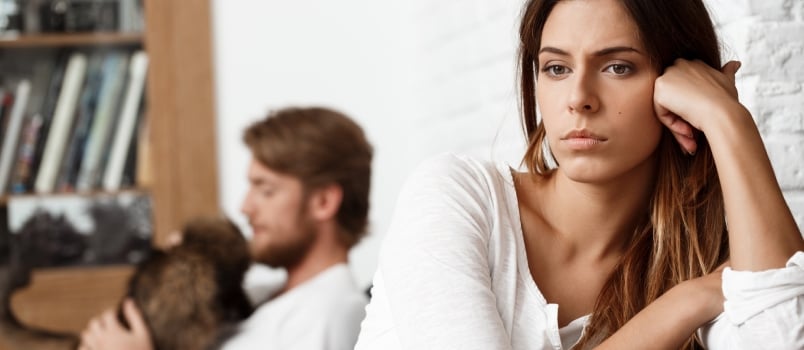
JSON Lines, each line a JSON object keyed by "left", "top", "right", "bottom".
{"left": 307, "top": 184, "right": 343, "bottom": 221}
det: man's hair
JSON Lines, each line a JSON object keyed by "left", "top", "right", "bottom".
{"left": 243, "top": 107, "right": 373, "bottom": 248}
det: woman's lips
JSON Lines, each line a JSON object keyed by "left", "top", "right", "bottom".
{"left": 561, "top": 129, "right": 607, "bottom": 150}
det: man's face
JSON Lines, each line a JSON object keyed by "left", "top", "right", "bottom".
{"left": 240, "top": 158, "right": 316, "bottom": 268}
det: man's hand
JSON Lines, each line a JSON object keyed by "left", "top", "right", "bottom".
{"left": 78, "top": 299, "right": 153, "bottom": 350}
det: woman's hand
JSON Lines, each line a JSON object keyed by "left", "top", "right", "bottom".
{"left": 78, "top": 299, "right": 153, "bottom": 350}
{"left": 653, "top": 59, "right": 743, "bottom": 155}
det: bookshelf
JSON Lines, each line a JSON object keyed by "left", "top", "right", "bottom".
{"left": 0, "top": 0, "right": 220, "bottom": 338}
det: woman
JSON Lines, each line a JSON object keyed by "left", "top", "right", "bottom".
{"left": 355, "top": 0, "right": 804, "bottom": 349}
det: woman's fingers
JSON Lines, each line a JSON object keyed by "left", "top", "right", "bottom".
{"left": 656, "top": 111, "right": 698, "bottom": 155}
{"left": 654, "top": 59, "right": 744, "bottom": 155}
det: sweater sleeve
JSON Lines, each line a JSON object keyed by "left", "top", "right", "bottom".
{"left": 699, "top": 251, "right": 804, "bottom": 349}
{"left": 359, "top": 154, "right": 512, "bottom": 350}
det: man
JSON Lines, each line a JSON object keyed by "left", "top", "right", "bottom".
{"left": 80, "top": 106, "right": 373, "bottom": 350}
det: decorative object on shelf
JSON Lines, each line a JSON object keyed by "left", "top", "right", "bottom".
{"left": 0, "top": 0, "right": 23, "bottom": 36}
{"left": 37, "top": 0, "right": 142, "bottom": 34}
{"left": 6, "top": 192, "right": 152, "bottom": 268}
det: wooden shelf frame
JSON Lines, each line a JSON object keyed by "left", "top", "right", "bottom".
{"left": 144, "top": 0, "right": 220, "bottom": 247}
{"left": 0, "top": 33, "right": 143, "bottom": 48}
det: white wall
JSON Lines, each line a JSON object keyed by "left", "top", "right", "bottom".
{"left": 212, "top": 0, "right": 804, "bottom": 289}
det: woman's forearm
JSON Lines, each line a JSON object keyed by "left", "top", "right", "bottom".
{"left": 703, "top": 103, "right": 804, "bottom": 271}
{"left": 595, "top": 280, "right": 721, "bottom": 350}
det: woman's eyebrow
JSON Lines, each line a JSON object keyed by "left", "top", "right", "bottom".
{"left": 538, "top": 46, "right": 569, "bottom": 56}
{"left": 593, "top": 46, "right": 641, "bottom": 56}
{"left": 538, "top": 46, "right": 642, "bottom": 57}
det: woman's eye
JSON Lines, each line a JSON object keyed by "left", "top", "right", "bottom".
{"left": 542, "top": 65, "right": 569, "bottom": 76}
{"left": 605, "top": 64, "right": 632, "bottom": 75}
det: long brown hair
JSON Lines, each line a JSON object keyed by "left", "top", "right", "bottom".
{"left": 517, "top": 0, "right": 729, "bottom": 348}
{"left": 244, "top": 107, "right": 373, "bottom": 248}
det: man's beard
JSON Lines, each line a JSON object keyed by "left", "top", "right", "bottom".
{"left": 251, "top": 216, "right": 317, "bottom": 269}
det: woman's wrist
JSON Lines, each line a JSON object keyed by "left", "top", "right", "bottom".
{"left": 698, "top": 100, "right": 753, "bottom": 141}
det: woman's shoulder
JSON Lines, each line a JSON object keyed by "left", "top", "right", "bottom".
{"left": 408, "top": 153, "right": 512, "bottom": 192}
{"left": 395, "top": 153, "right": 517, "bottom": 227}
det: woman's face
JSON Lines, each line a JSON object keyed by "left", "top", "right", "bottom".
{"left": 537, "top": 0, "right": 663, "bottom": 184}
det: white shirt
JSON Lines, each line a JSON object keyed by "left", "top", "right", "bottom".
{"left": 222, "top": 263, "right": 367, "bottom": 350}
{"left": 355, "top": 154, "right": 804, "bottom": 350}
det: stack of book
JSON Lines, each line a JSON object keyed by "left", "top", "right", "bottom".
{"left": 0, "top": 48, "right": 148, "bottom": 196}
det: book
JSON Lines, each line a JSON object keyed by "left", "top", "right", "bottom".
{"left": 8, "top": 114, "right": 43, "bottom": 194}
{"left": 119, "top": 0, "right": 144, "bottom": 33}
{"left": 5, "top": 56, "right": 57, "bottom": 194}
{"left": 0, "top": 80, "right": 32, "bottom": 196}
{"left": 14, "top": 52, "right": 69, "bottom": 193}
{"left": 56, "top": 52, "right": 105, "bottom": 192}
{"left": 76, "top": 51, "right": 129, "bottom": 192}
{"left": 0, "top": 204, "right": 8, "bottom": 265}
{"left": 102, "top": 50, "right": 147, "bottom": 192}
{"left": 120, "top": 95, "right": 145, "bottom": 188}
{"left": 34, "top": 52, "right": 88, "bottom": 193}
{"left": 23, "top": 56, "right": 57, "bottom": 119}
{"left": 0, "top": 89, "right": 13, "bottom": 140}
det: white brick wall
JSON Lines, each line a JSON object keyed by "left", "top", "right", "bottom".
{"left": 403, "top": 0, "right": 804, "bottom": 231}
{"left": 708, "top": 0, "right": 804, "bottom": 231}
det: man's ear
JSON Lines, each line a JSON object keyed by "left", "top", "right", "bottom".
{"left": 307, "top": 184, "right": 343, "bottom": 221}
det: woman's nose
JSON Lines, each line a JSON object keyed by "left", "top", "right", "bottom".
{"left": 568, "top": 72, "right": 600, "bottom": 113}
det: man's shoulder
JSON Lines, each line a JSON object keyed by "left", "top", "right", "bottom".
{"left": 279, "top": 264, "right": 367, "bottom": 311}
{"left": 305, "top": 265, "right": 368, "bottom": 308}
